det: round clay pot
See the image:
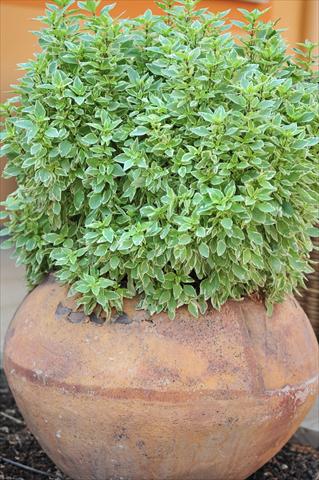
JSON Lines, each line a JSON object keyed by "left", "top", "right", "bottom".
{"left": 4, "top": 275, "right": 318, "bottom": 480}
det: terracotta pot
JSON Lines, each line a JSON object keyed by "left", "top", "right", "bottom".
{"left": 4, "top": 275, "right": 318, "bottom": 480}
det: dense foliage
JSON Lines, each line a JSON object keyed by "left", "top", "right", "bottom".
{"left": 1, "top": 0, "right": 318, "bottom": 319}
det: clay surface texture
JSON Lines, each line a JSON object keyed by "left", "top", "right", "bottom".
{"left": 4, "top": 276, "right": 318, "bottom": 480}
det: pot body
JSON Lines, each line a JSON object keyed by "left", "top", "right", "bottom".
{"left": 4, "top": 276, "right": 318, "bottom": 480}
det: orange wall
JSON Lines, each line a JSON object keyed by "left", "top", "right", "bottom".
{"left": 273, "top": 0, "right": 319, "bottom": 48}
{"left": 0, "top": 0, "right": 270, "bottom": 202}
{"left": 0, "top": 0, "right": 318, "bottom": 202}
{"left": 1, "top": 0, "right": 318, "bottom": 104}
{"left": 0, "top": 0, "right": 271, "bottom": 103}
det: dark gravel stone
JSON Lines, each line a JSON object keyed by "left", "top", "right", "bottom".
{"left": 90, "top": 313, "right": 105, "bottom": 325}
{"left": 67, "top": 312, "right": 86, "bottom": 324}
{"left": 113, "top": 312, "right": 132, "bottom": 324}
{"left": 55, "top": 303, "right": 72, "bottom": 319}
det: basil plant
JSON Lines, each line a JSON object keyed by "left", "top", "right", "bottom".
{"left": 1, "top": 0, "right": 318, "bottom": 320}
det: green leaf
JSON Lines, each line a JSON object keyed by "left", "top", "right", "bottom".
{"left": 130, "top": 126, "right": 149, "bottom": 136}
{"left": 59, "top": 140, "right": 72, "bottom": 157}
{"left": 52, "top": 202, "right": 61, "bottom": 215}
{"left": 99, "top": 278, "right": 116, "bottom": 288}
{"left": 159, "top": 289, "right": 171, "bottom": 304}
{"left": 306, "top": 226, "right": 319, "bottom": 237}
{"left": 34, "top": 101, "right": 46, "bottom": 119}
{"left": 81, "top": 133, "right": 99, "bottom": 145}
{"left": 0, "top": 239, "right": 13, "bottom": 250}
{"left": 269, "top": 257, "right": 282, "bottom": 273}
{"left": 195, "top": 227, "right": 206, "bottom": 238}
{"left": 292, "top": 137, "right": 319, "bottom": 149}
{"left": 179, "top": 234, "right": 192, "bottom": 245}
{"left": 89, "top": 193, "right": 103, "bottom": 209}
{"left": 110, "top": 256, "right": 120, "bottom": 269}
{"left": 184, "top": 285, "right": 197, "bottom": 297}
{"left": 220, "top": 218, "right": 233, "bottom": 230}
{"left": 233, "top": 264, "right": 247, "bottom": 280}
{"left": 133, "top": 234, "right": 144, "bottom": 246}
{"left": 102, "top": 228, "right": 114, "bottom": 243}
{"left": 188, "top": 301, "right": 199, "bottom": 318}
{"left": 247, "top": 230, "right": 263, "bottom": 246}
{"left": 45, "top": 127, "right": 60, "bottom": 138}
{"left": 15, "top": 120, "right": 34, "bottom": 129}
{"left": 78, "top": 0, "right": 100, "bottom": 13}
{"left": 101, "top": 3, "right": 116, "bottom": 15}
{"left": 127, "top": 67, "right": 140, "bottom": 84}
{"left": 226, "top": 94, "right": 246, "bottom": 107}
{"left": 199, "top": 242, "right": 209, "bottom": 258}
{"left": 74, "top": 189, "right": 84, "bottom": 209}
{"left": 52, "top": 184, "right": 61, "bottom": 201}
{"left": 232, "top": 226, "right": 245, "bottom": 240}
{"left": 257, "top": 203, "right": 276, "bottom": 214}
{"left": 243, "top": 249, "right": 251, "bottom": 264}
{"left": 217, "top": 240, "right": 226, "bottom": 256}
{"left": 190, "top": 126, "right": 210, "bottom": 137}
{"left": 95, "top": 244, "right": 109, "bottom": 256}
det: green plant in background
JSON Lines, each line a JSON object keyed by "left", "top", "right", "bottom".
{"left": 1, "top": 0, "right": 318, "bottom": 319}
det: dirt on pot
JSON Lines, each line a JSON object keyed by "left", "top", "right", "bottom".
{"left": 0, "top": 370, "right": 318, "bottom": 480}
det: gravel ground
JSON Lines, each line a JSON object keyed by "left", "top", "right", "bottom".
{"left": 1, "top": 370, "right": 318, "bottom": 480}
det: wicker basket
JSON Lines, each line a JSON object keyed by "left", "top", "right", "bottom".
{"left": 298, "top": 233, "right": 319, "bottom": 340}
